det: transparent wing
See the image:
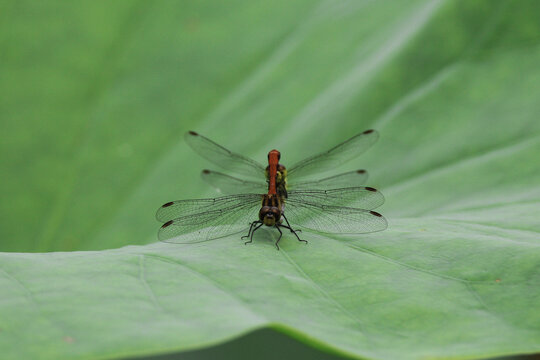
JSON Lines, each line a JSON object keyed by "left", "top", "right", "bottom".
{"left": 185, "top": 131, "right": 265, "bottom": 179}
{"left": 285, "top": 201, "right": 387, "bottom": 234}
{"left": 156, "top": 193, "right": 262, "bottom": 222}
{"left": 288, "top": 129, "right": 379, "bottom": 180}
{"left": 287, "top": 187, "right": 384, "bottom": 210}
{"left": 201, "top": 169, "right": 268, "bottom": 195}
{"left": 288, "top": 169, "right": 368, "bottom": 190}
{"left": 157, "top": 194, "right": 262, "bottom": 243}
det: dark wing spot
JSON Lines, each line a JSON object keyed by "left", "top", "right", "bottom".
{"left": 363, "top": 129, "right": 374, "bottom": 134}
{"left": 188, "top": 130, "right": 199, "bottom": 136}
{"left": 162, "top": 220, "right": 174, "bottom": 227}
{"left": 162, "top": 201, "right": 174, "bottom": 208}
{"left": 365, "top": 187, "right": 377, "bottom": 192}
{"left": 202, "top": 169, "right": 211, "bottom": 174}
{"left": 356, "top": 169, "right": 366, "bottom": 174}
{"left": 369, "top": 211, "right": 382, "bottom": 217}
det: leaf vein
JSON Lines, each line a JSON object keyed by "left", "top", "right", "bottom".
{"left": 279, "top": 249, "right": 367, "bottom": 336}
{"left": 138, "top": 254, "right": 165, "bottom": 312}
{"left": 142, "top": 253, "right": 266, "bottom": 323}
{"left": 343, "top": 242, "right": 471, "bottom": 283}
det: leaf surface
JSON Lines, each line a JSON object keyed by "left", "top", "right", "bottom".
{"left": 1, "top": 0, "right": 540, "bottom": 359}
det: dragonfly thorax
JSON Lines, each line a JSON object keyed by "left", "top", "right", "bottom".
{"left": 265, "top": 163, "right": 288, "bottom": 197}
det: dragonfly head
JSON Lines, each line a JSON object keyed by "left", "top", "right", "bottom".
{"left": 259, "top": 206, "right": 280, "bottom": 226}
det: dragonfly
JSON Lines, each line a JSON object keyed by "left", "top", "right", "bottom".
{"left": 156, "top": 135, "right": 387, "bottom": 249}
{"left": 184, "top": 129, "right": 379, "bottom": 196}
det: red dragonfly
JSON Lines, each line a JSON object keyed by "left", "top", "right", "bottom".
{"left": 156, "top": 131, "right": 387, "bottom": 249}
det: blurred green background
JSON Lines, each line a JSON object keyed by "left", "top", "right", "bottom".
{"left": 1, "top": 0, "right": 540, "bottom": 359}
{"left": 2, "top": 0, "right": 539, "bottom": 253}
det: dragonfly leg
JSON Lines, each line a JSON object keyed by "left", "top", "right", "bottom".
{"left": 274, "top": 225, "right": 283, "bottom": 250}
{"left": 244, "top": 221, "right": 263, "bottom": 245}
{"left": 280, "top": 224, "right": 308, "bottom": 244}
{"left": 242, "top": 221, "right": 259, "bottom": 240}
{"left": 281, "top": 215, "right": 307, "bottom": 244}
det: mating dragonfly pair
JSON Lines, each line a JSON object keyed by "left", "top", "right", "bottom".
{"left": 156, "top": 129, "right": 387, "bottom": 249}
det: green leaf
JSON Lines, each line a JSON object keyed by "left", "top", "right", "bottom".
{"left": 1, "top": 0, "right": 540, "bottom": 359}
